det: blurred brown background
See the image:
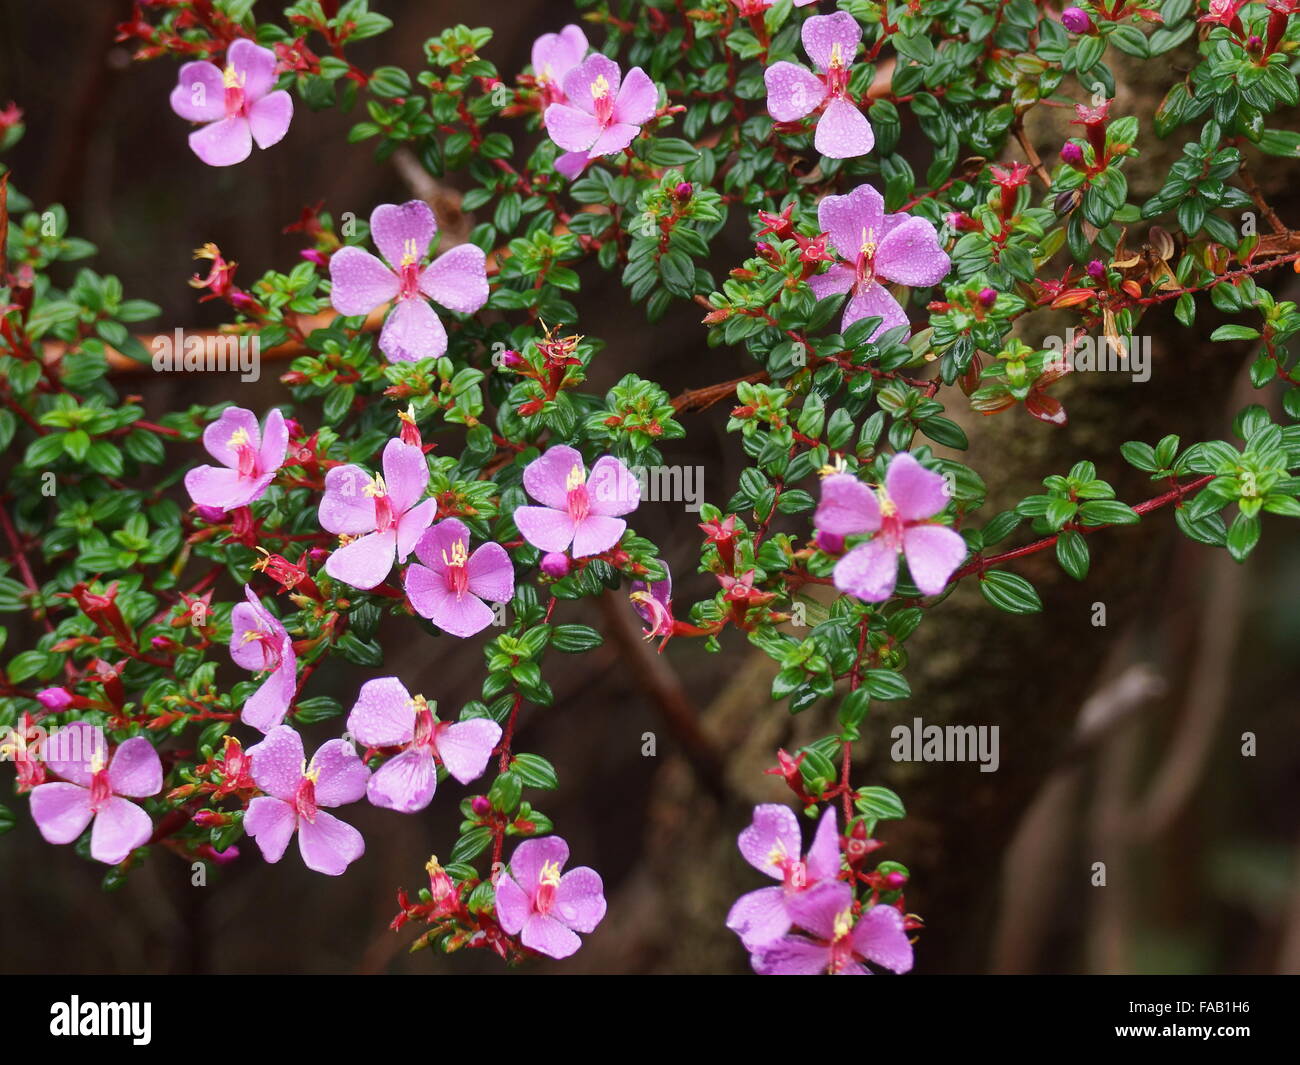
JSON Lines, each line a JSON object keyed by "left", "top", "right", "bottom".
{"left": 1, "top": 0, "right": 1298, "bottom": 975}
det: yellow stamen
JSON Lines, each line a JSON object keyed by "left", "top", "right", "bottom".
{"left": 303, "top": 759, "right": 321, "bottom": 784}
{"left": 565, "top": 464, "right": 585, "bottom": 492}
{"left": 876, "top": 487, "right": 897, "bottom": 518}
{"left": 833, "top": 908, "right": 853, "bottom": 940}
{"left": 830, "top": 42, "right": 844, "bottom": 69}
{"left": 540, "top": 859, "right": 563, "bottom": 887}
{"left": 362, "top": 473, "right": 388, "bottom": 498}
{"left": 221, "top": 63, "right": 245, "bottom": 90}
{"left": 398, "top": 404, "right": 418, "bottom": 426}
{"left": 819, "top": 456, "right": 848, "bottom": 478}
{"left": 400, "top": 237, "right": 420, "bottom": 268}
{"left": 408, "top": 693, "right": 430, "bottom": 715}
{"left": 89, "top": 750, "right": 107, "bottom": 775}
{"left": 766, "top": 841, "right": 788, "bottom": 866}
{"left": 859, "top": 226, "right": 877, "bottom": 259}
{"left": 228, "top": 427, "right": 251, "bottom": 448}
{"left": 425, "top": 854, "right": 443, "bottom": 875}
{"left": 441, "top": 540, "right": 469, "bottom": 568}
{"left": 591, "top": 74, "right": 610, "bottom": 101}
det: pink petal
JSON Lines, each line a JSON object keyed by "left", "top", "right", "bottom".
{"left": 808, "top": 263, "right": 856, "bottom": 301}
{"left": 585, "top": 455, "right": 640, "bottom": 517}
{"left": 203, "top": 406, "right": 261, "bottom": 468}
{"left": 802, "top": 11, "right": 862, "bottom": 73}
{"left": 818, "top": 183, "right": 885, "bottom": 263}
{"left": 418, "top": 243, "right": 488, "bottom": 314}
{"left": 493, "top": 872, "right": 531, "bottom": 933}
{"left": 543, "top": 102, "right": 603, "bottom": 152}
{"left": 43, "top": 723, "right": 106, "bottom": 786}
{"left": 752, "top": 935, "right": 833, "bottom": 975}
{"left": 514, "top": 506, "right": 578, "bottom": 553}
{"left": 805, "top": 805, "right": 841, "bottom": 881}
{"left": 434, "top": 719, "right": 502, "bottom": 784}
{"left": 554, "top": 150, "right": 590, "bottom": 179}
{"left": 842, "top": 280, "right": 909, "bottom": 340}
{"left": 571, "top": 515, "right": 626, "bottom": 558}
{"left": 851, "top": 904, "right": 914, "bottom": 974}
{"left": 532, "top": 25, "right": 589, "bottom": 85}
{"left": 561, "top": 53, "right": 621, "bottom": 114}
{"left": 510, "top": 836, "right": 569, "bottom": 889}
{"left": 258, "top": 408, "right": 289, "bottom": 473}
{"left": 370, "top": 199, "right": 438, "bottom": 273}
{"left": 726, "top": 885, "right": 793, "bottom": 949}
{"left": 737, "top": 804, "right": 802, "bottom": 877}
{"left": 189, "top": 115, "right": 252, "bottom": 167}
{"left": 611, "top": 66, "right": 657, "bottom": 126}
{"left": 308, "top": 738, "right": 370, "bottom": 807}
{"left": 816, "top": 473, "right": 882, "bottom": 536}
{"left": 329, "top": 247, "right": 399, "bottom": 317}
{"left": 407, "top": 570, "right": 495, "bottom": 637}
{"left": 228, "top": 38, "right": 278, "bottom": 101}
{"left": 466, "top": 542, "right": 514, "bottom": 603}
{"left": 367, "top": 748, "right": 436, "bottom": 813}
{"left": 90, "top": 796, "right": 151, "bottom": 865}
{"left": 247, "top": 90, "right": 292, "bottom": 149}
{"left": 297, "top": 810, "right": 364, "bottom": 875}
{"left": 523, "top": 445, "right": 585, "bottom": 508}
{"left": 246, "top": 724, "right": 306, "bottom": 802}
{"left": 833, "top": 538, "right": 900, "bottom": 602}
{"left": 521, "top": 913, "right": 583, "bottom": 959}
{"left": 346, "top": 677, "right": 417, "bottom": 748}
{"left": 397, "top": 501, "right": 437, "bottom": 564}
{"left": 589, "top": 121, "right": 641, "bottom": 158}
{"left": 324, "top": 530, "right": 398, "bottom": 589}
{"left": 29, "top": 783, "right": 93, "bottom": 844}
{"left": 381, "top": 438, "right": 429, "bottom": 515}
{"left": 875, "top": 215, "right": 952, "bottom": 287}
{"left": 553, "top": 866, "right": 606, "bottom": 933}
{"left": 902, "top": 524, "right": 967, "bottom": 596}
{"left": 241, "top": 656, "right": 296, "bottom": 733}
{"left": 379, "top": 297, "right": 448, "bottom": 363}
{"left": 885, "top": 452, "right": 949, "bottom": 523}
{"left": 170, "top": 61, "right": 226, "bottom": 122}
{"left": 318, "top": 463, "right": 378, "bottom": 536}
{"left": 785, "top": 879, "right": 853, "bottom": 940}
{"left": 764, "top": 62, "right": 824, "bottom": 121}
{"left": 230, "top": 588, "right": 286, "bottom": 670}
{"left": 107, "top": 738, "right": 162, "bottom": 799}
{"left": 815, "top": 96, "right": 874, "bottom": 159}
{"left": 244, "top": 795, "right": 296, "bottom": 863}
{"left": 185, "top": 466, "right": 267, "bottom": 511}
{"left": 412, "top": 518, "right": 471, "bottom": 573}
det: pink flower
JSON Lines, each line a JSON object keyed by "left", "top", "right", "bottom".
{"left": 29, "top": 725, "right": 161, "bottom": 865}
{"left": 543, "top": 55, "right": 658, "bottom": 164}
{"left": 184, "top": 406, "right": 288, "bottom": 511}
{"left": 170, "top": 39, "right": 293, "bottom": 167}
{"left": 329, "top": 200, "right": 488, "bottom": 363}
{"left": 751, "top": 880, "right": 913, "bottom": 975}
{"left": 764, "top": 12, "right": 873, "bottom": 159}
{"left": 531, "top": 24, "right": 589, "bottom": 104}
{"left": 318, "top": 438, "right": 437, "bottom": 589}
{"left": 494, "top": 835, "right": 606, "bottom": 959}
{"left": 629, "top": 564, "right": 673, "bottom": 640}
{"left": 734, "top": 0, "right": 821, "bottom": 11}
{"left": 808, "top": 183, "right": 950, "bottom": 340}
{"left": 345, "top": 677, "right": 501, "bottom": 813}
{"left": 513, "top": 445, "right": 640, "bottom": 558}
{"left": 243, "top": 725, "right": 369, "bottom": 876}
{"left": 230, "top": 585, "right": 297, "bottom": 732}
{"left": 727, "top": 804, "right": 841, "bottom": 949}
{"left": 815, "top": 452, "right": 967, "bottom": 601}
{"left": 405, "top": 519, "right": 514, "bottom": 638}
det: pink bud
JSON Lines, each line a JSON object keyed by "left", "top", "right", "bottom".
{"left": 1060, "top": 141, "right": 1085, "bottom": 168}
{"left": 36, "top": 687, "right": 73, "bottom": 711}
{"left": 299, "top": 248, "right": 327, "bottom": 267}
{"left": 885, "top": 871, "right": 908, "bottom": 889}
{"left": 674, "top": 181, "right": 693, "bottom": 201}
{"left": 540, "top": 552, "right": 571, "bottom": 578}
{"left": 1086, "top": 259, "right": 1106, "bottom": 281}
{"left": 1061, "top": 7, "right": 1094, "bottom": 33}
{"left": 471, "top": 795, "right": 491, "bottom": 816}
{"left": 977, "top": 287, "right": 998, "bottom": 308}
{"left": 500, "top": 349, "right": 524, "bottom": 369}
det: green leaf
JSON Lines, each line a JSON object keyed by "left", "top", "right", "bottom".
{"left": 1056, "top": 529, "right": 1090, "bottom": 580}
{"left": 550, "top": 624, "right": 603, "bottom": 653}
{"left": 864, "top": 669, "right": 911, "bottom": 700}
{"left": 979, "top": 570, "right": 1043, "bottom": 613}
{"left": 510, "top": 752, "right": 559, "bottom": 790}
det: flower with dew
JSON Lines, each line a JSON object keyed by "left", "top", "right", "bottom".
{"left": 727, "top": 803, "right": 841, "bottom": 949}
{"left": 329, "top": 200, "right": 488, "bottom": 363}
{"left": 513, "top": 445, "right": 640, "bottom": 558}
{"left": 169, "top": 38, "right": 293, "bottom": 167}
{"left": 808, "top": 182, "right": 951, "bottom": 340}
{"left": 318, "top": 438, "right": 437, "bottom": 590}
{"left": 531, "top": 24, "right": 589, "bottom": 105}
{"left": 345, "top": 677, "right": 501, "bottom": 813}
{"left": 751, "top": 880, "right": 913, "bottom": 975}
{"left": 733, "top": 0, "right": 821, "bottom": 12}
{"left": 405, "top": 518, "right": 515, "bottom": 638}
{"left": 629, "top": 563, "right": 673, "bottom": 641}
{"left": 764, "top": 12, "right": 873, "bottom": 159}
{"left": 815, "top": 452, "right": 968, "bottom": 601}
{"left": 243, "top": 725, "right": 370, "bottom": 875}
{"left": 494, "top": 835, "right": 606, "bottom": 959}
{"left": 184, "top": 406, "right": 288, "bottom": 512}
{"left": 230, "top": 584, "right": 297, "bottom": 732}
{"left": 29, "top": 725, "right": 162, "bottom": 865}
{"left": 543, "top": 54, "right": 658, "bottom": 179}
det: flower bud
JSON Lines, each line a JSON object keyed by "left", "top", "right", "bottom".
{"left": 977, "top": 287, "right": 998, "bottom": 308}
{"left": 1086, "top": 259, "right": 1106, "bottom": 281}
{"left": 540, "top": 552, "right": 571, "bottom": 578}
{"left": 471, "top": 795, "right": 491, "bottom": 816}
{"left": 1061, "top": 6, "right": 1094, "bottom": 33}
{"left": 1060, "top": 141, "right": 1085, "bottom": 169}
{"left": 885, "top": 871, "right": 908, "bottom": 889}
{"left": 36, "top": 687, "right": 73, "bottom": 711}
{"left": 674, "top": 181, "right": 693, "bottom": 201}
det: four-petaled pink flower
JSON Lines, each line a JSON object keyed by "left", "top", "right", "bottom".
{"left": 494, "top": 835, "right": 606, "bottom": 959}
{"left": 318, "top": 438, "right": 437, "bottom": 590}
{"left": 184, "top": 406, "right": 288, "bottom": 512}
{"left": 808, "top": 182, "right": 951, "bottom": 340}
{"left": 815, "top": 452, "right": 967, "bottom": 601}
{"left": 346, "top": 677, "right": 502, "bottom": 813}
{"left": 543, "top": 55, "right": 658, "bottom": 179}
{"left": 29, "top": 725, "right": 162, "bottom": 865}
{"left": 329, "top": 200, "right": 489, "bottom": 363}
{"left": 751, "top": 880, "right": 914, "bottom": 975}
{"left": 169, "top": 39, "right": 293, "bottom": 167}
{"left": 764, "top": 12, "right": 873, "bottom": 159}
{"left": 531, "top": 24, "right": 589, "bottom": 105}
{"left": 513, "top": 445, "right": 640, "bottom": 558}
{"left": 405, "top": 518, "right": 515, "bottom": 638}
{"left": 243, "top": 725, "right": 370, "bottom": 876}
{"left": 230, "top": 584, "right": 297, "bottom": 732}
{"left": 727, "top": 803, "right": 841, "bottom": 949}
